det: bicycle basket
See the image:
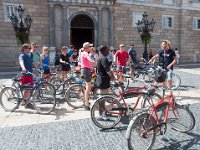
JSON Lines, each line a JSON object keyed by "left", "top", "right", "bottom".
{"left": 154, "top": 68, "right": 166, "bottom": 83}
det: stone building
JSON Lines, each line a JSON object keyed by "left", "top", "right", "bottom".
{"left": 0, "top": 0, "right": 200, "bottom": 67}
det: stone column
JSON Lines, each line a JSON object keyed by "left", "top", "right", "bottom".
{"left": 97, "top": 6, "right": 102, "bottom": 47}
{"left": 49, "top": 3, "right": 56, "bottom": 47}
{"left": 108, "top": 7, "right": 113, "bottom": 46}
{"left": 62, "top": 4, "right": 68, "bottom": 46}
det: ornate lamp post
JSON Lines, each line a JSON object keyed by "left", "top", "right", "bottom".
{"left": 10, "top": 5, "right": 32, "bottom": 45}
{"left": 136, "top": 12, "right": 156, "bottom": 60}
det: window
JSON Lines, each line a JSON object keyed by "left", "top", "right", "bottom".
{"left": 162, "top": 0, "right": 174, "bottom": 5}
{"left": 3, "top": 2, "right": 21, "bottom": 22}
{"left": 162, "top": 15, "right": 174, "bottom": 29}
{"left": 132, "top": 13, "right": 143, "bottom": 27}
{"left": 193, "top": 17, "right": 200, "bottom": 30}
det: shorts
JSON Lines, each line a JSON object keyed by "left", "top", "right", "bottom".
{"left": 116, "top": 65, "right": 126, "bottom": 74}
{"left": 167, "top": 70, "right": 173, "bottom": 80}
{"left": 62, "top": 64, "right": 71, "bottom": 71}
{"left": 43, "top": 69, "right": 50, "bottom": 74}
{"left": 21, "top": 76, "right": 33, "bottom": 85}
{"left": 81, "top": 68, "right": 91, "bottom": 82}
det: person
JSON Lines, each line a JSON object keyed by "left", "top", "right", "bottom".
{"left": 148, "top": 40, "right": 176, "bottom": 90}
{"left": 95, "top": 46, "right": 115, "bottom": 120}
{"left": 89, "top": 47, "right": 98, "bottom": 68}
{"left": 71, "top": 49, "right": 78, "bottom": 66}
{"left": 19, "top": 43, "right": 34, "bottom": 109}
{"left": 174, "top": 48, "right": 180, "bottom": 64}
{"left": 40, "top": 46, "right": 50, "bottom": 77}
{"left": 54, "top": 47, "right": 60, "bottom": 67}
{"left": 128, "top": 44, "right": 138, "bottom": 79}
{"left": 30, "top": 42, "right": 40, "bottom": 76}
{"left": 114, "top": 43, "right": 130, "bottom": 81}
{"left": 148, "top": 49, "right": 153, "bottom": 60}
{"left": 60, "top": 46, "right": 71, "bottom": 79}
{"left": 68, "top": 45, "right": 75, "bottom": 57}
{"left": 80, "top": 42, "right": 96, "bottom": 110}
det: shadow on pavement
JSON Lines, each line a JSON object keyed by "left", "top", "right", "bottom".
{"left": 156, "top": 132, "right": 200, "bottom": 150}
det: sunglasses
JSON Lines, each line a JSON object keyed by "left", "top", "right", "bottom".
{"left": 34, "top": 46, "right": 38, "bottom": 48}
{"left": 121, "top": 46, "right": 124, "bottom": 48}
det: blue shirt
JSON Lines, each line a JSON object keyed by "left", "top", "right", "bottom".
{"left": 128, "top": 49, "right": 138, "bottom": 63}
{"left": 19, "top": 53, "right": 33, "bottom": 76}
{"left": 68, "top": 49, "right": 73, "bottom": 57}
{"left": 42, "top": 55, "right": 50, "bottom": 70}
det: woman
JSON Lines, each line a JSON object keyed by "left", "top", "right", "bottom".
{"left": 60, "top": 46, "right": 71, "bottom": 79}
{"left": 40, "top": 46, "right": 50, "bottom": 77}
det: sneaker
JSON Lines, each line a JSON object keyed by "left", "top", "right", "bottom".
{"left": 25, "top": 103, "right": 35, "bottom": 110}
{"left": 84, "top": 105, "right": 90, "bottom": 111}
{"left": 98, "top": 114, "right": 110, "bottom": 121}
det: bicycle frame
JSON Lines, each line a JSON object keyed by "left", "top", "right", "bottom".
{"left": 104, "top": 86, "right": 148, "bottom": 116}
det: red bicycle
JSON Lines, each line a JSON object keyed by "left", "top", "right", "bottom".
{"left": 90, "top": 83, "right": 161, "bottom": 129}
{"left": 126, "top": 89, "right": 195, "bottom": 150}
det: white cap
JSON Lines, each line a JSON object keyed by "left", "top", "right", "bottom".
{"left": 83, "top": 42, "right": 93, "bottom": 48}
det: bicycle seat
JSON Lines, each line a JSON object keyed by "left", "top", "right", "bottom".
{"left": 12, "top": 77, "right": 21, "bottom": 82}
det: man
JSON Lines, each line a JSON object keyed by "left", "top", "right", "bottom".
{"left": 148, "top": 40, "right": 176, "bottom": 89}
{"left": 30, "top": 42, "right": 40, "bottom": 75}
{"left": 95, "top": 46, "right": 115, "bottom": 120}
{"left": 128, "top": 44, "right": 138, "bottom": 79}
{"left": 19, "top": 43, "right": 35, "bottom": 109}
{"left": 114, "top": 43, "right": 130, "bottom": 81}
{"left": 80, "top": 42, "right": 96, "bottom": 110}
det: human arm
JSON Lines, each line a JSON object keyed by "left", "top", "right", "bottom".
{"left": 19, "top": 59, "right": 26, "bottom": 72}
{"left": 148, "top": 54, "right": 159, "bottom": 64}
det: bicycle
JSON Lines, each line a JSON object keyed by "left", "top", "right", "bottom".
{"left": 126, "top": 86, "right": 195, "bottom": 150}
{"left": 90, "top": 82, "right": 162, "bottom": 129}
{"left": 0, "top": 72, "right": 56, "bottom": 114}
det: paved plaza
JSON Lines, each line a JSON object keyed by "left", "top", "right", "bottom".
{"left": 0, "top": 63, "right": 200, "bottom": 150}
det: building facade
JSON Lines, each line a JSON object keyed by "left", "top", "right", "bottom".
{"left": 0, "top": 0, "right": 200, "bottom": 67}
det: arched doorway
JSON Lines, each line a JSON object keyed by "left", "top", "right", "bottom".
{"left": 70, "top": 14, "right": 94, "bottom": 50}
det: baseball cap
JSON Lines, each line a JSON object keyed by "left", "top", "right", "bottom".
{"left": 83, "top": 42, "right": 93, "bottom": 48}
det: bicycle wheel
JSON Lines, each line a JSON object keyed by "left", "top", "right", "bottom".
{"left": 48, "top": 75, "right": 63, "bottom": 95}
{"left": 170, "top": 73, "right": 181, "bottom": 90}
{"left": 65, "top": 84, "right": 85, "bottom": 108}
{"left": 126, "top": 113, "right": 157, "bottom": 150}
{"left": 167, "top": 103, "right": 195, "bottom": 133}
{"left": 39, "top": 82, "right": 56, "bottom": 96}
{"left": 32, "top": 88, "right": 56, "bottom": 114}
{"left": 0, "top": 87, "right": 20, "bottom": 112}
{"left": 91, "top": 96, "right": 123, "bottom": 129}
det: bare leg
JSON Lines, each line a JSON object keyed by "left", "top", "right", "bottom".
{"left": 85, "top": 82, "right": 91, "bottom": 107}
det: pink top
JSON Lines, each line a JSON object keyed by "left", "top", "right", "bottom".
{"left": 80, "top": 51, "right": 91, "bottom": 69}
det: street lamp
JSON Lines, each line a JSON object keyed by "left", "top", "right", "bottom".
{"left": 10, "top": 5, "right": 32, "bottom": 44}
{"left": 136, "top": 12, "right": 156, "bottom": 60}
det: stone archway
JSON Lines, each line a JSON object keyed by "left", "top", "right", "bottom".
{"left": 70, "top": 14, "right": 95, "bottom": 50}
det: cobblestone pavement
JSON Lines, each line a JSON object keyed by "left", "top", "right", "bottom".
{"left": 0, "top": 64, "right": 199, "bottom": 150}
{"left": 0, "top": 104, "right": 199, "bottom": 150}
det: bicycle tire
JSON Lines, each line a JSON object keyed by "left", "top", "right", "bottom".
{"left": 65, "top": 84, "right": 85, "bottom": 108}
{"left": 48, "top": 75, "right": 64, "bottom": 95}
{"left": 170, "top": 73, "right": 181, "bottom": 90}
{"left": 39, "top": 82, "right": 56, "bottom": 96}
{"left": 167, "top": 103, "right": 195, "bottom": 133}
{"left": 0, "top": 87, "right": 20, "bottom": 112}
{"left": 32, "top": 88, "right": 56, "bottom": 114}
{"left": 126, "top": 112, "right": 157, "bottom": 150}
{"left": 90, "top": 96, "right": 123, "bottom": 129}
